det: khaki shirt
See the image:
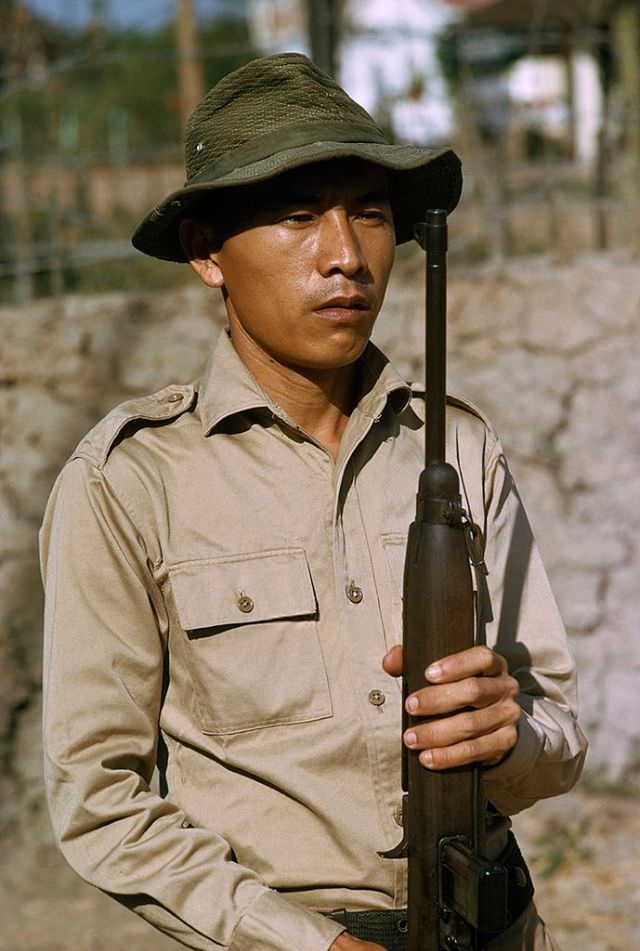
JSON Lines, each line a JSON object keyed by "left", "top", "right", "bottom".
{"left": 40, "top": 330, "right": 586, "bottom": 951}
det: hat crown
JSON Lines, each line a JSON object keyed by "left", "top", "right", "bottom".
{"left": 185, "top": 53, "right": 382, "bottom": 182}
{"left": 132, "top": 52, "right": 462, "bottom": 262}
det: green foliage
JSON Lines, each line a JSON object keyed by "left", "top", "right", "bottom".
{"left": 62, "top": 27, "right": 181, "bottom": 156}
{"left": 1, "top": 13, "right": 257, "bottom": 161}
{"left": 0, "top": 12, "right": 257, "bottom": 299}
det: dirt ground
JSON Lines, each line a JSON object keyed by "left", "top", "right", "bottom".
{"left": 511, "top": 786, "right": 640, "bottom": 949}
{"left": 0, "top": 784, "right": 637, "bottom": 951}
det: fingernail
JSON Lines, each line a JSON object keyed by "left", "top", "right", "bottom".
{"left": 405, "top": 731, "right": 417, "bottom": 746}
{"left": 406, "top": 696, "right": 419, "bottom": 713}
{"left": 420, "top": 750, "right": 434, "bottom": 766}
{"left": 426, "top": 664, "right": 443, "bottom": 681}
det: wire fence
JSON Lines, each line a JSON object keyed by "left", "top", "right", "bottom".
{"left": 2, "top": 0, "right": 640, "bottom": 304}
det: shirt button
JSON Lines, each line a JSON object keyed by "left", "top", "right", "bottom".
{"left": 368, "top": 689, "right": 386, "bottom": 706}
{"left": 393, "top": 804, "right": 403, "bottom": 826}
{"left": 237, "top": 592, "right": 254, "bottom": 613}
{"left": 346, "top": 583, "right": 363, "bottom": 604}
{"left": 167, "top": 392, "right": 183, "bottom": 402}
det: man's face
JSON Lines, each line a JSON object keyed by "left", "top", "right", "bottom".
{"left": 207, "top": 159, "right": 396, "bottom": 373}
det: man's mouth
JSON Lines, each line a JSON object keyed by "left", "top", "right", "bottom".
{"left": 315, "top": 295, "right": 369, "bottom": 317}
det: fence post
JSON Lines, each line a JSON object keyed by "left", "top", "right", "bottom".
{"left": 10, "top": 112, "right": 35, "bottom": 305}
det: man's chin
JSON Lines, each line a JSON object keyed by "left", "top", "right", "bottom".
{"left": 280, "top": 341, "right": 370, "bottom": 374}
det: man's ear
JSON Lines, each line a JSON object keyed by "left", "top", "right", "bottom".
{"left": 178, "top": 218, "right": 224, "bottom": 289}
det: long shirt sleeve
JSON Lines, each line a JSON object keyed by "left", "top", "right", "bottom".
{"left": 475, "top": 436, "right": 587, "bottom": 816}
{"left": 40, "top": 335, "right": 586, "bottom": 948}
{"left": 41, "top": 459, "right": 344, "bottom": 951}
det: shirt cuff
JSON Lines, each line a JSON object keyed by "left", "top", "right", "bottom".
{"left": 481, "top": 710, "right": 544, "bottom": 814}
{"left": 229, "top": 889, "right": 346, "bottom": 951}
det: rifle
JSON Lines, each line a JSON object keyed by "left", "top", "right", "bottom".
{"left": 381, "top": 210, "right": 513, "bottom": 950}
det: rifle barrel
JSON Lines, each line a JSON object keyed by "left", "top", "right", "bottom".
{"left": 424, "top": 209, "right": 448, "bottom": 467}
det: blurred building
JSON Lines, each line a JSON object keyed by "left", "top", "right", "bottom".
{"left": 248, "top": 0, "right": 605, "bottom": 163}
{"left": 248, "top": 0, "right": 463, "bottom": 144}
{"left": 507, "top": 54, "right": 602, "bottom": 165}
{"left": 458, "top": 1, "right": 607, "bottom": 165}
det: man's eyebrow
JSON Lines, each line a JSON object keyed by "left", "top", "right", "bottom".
{"left": 358, "top": 189, "right": 391, "bottom": 203}
{"left": 272, "top": 188, "right": 391, "bottom": 206}
{"left": 275, "top": 191, "right": 322, "bottom": 206}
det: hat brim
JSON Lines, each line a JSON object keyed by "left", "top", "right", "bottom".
{"left": 131, "top": 140, "right": 462, "bottom": 262}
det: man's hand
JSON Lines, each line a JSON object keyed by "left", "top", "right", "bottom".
{"left": 329, "top": 934, "right": 386, "bottom": 950}
{"left": 383, "top": 644, "right": 520, "bottom": 769}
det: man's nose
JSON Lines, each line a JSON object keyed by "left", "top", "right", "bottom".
{"left": 317, "top": 209, "right": 366, "bottom": 277}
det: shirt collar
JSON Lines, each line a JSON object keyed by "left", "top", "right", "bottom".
{"left": 197, "top": 329, "right": 412, "bottom": 436}
{"left": 197, "top": 330, "right": 272, "bottom": 434}
{"left": 355, "top": 340, "right": 412, "bottom": 420}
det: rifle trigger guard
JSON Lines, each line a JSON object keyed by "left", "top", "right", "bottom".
{"left": 378, "top": 795, "right": 408, "bottom": 859}
{"left": 377, "top": 831, "right": 408, "bottom": 860}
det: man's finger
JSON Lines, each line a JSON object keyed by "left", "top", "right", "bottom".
{"left": 422, "top": 645, "right": 505, "bottom": 684}
{"left": 405, "top": 671, "right": 519, "bottom": 717}
{"left": 382, "top": 644, "right": 403, "bottom": 677}
{"left": 404, "top": 697, "right": 521, "bottom": 752}
{"left": 412, "top": 724, "right": 519, "bottom": 771}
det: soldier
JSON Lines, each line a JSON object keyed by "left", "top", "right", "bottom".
{"left": 40, "top": 54, "right": 586, "bottom": 951}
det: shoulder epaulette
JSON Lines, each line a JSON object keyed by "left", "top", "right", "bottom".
{"left": 408, "top": 383, "right": 493, "bottom": 429}
{"left": 71, "top": 383, "right": 196, "bottom": 469}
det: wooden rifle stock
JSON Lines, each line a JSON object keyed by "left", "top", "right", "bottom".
{"left": 382, "top": 211, "right": 509, "bottom": 950}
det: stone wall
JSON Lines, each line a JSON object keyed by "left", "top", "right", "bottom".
{"left": 377, "top": 251, "right": 640, "bottom": 784}
{"left": 1, "top": 250, "right": 638, "bottom": 840}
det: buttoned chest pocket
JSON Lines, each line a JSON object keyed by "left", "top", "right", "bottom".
{"left": 168, "top": 548, "right": 332, "bottom": 735}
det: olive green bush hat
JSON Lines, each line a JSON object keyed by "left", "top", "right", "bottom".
{"left": 132, "top": 52, "right": 462, "bottom": 261}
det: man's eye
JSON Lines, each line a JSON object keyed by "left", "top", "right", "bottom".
{"left": 282, "top": 212, "right": 314, "bottom": 223}
{"left": 359, "top": 209, "right": 387, "bottom": 221}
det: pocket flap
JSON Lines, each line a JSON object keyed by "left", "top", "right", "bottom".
{"left": 168, "top": 547, "right": 317, "bottom": 631}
